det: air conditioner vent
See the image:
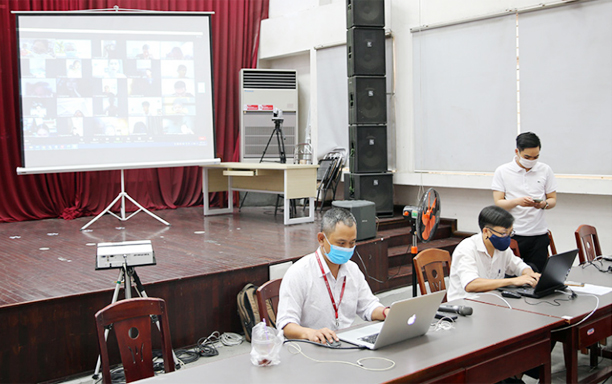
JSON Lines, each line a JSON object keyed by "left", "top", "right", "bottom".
{"left": 242, "top": 70, "right": 297, "bottom": 89}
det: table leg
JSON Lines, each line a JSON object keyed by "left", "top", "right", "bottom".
{"left": 562, "top": 332, "right": 579, "bottom": 384}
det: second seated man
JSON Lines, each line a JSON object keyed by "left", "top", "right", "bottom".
{"left": 447, "top": 205, "right": 541, "bottom": 302}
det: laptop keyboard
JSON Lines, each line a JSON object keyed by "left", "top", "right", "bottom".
{"left": 518, "top": 287, "right": 535, "bottom": 295}
{"left": 358, "top": 333, "right": 379, "bottom": 344}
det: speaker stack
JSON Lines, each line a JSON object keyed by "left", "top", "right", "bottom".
{"left": 344, "top": 0, "right": 393, "bottom": 217}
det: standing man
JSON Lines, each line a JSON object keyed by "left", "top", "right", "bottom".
{"left": 492, "top": 132, "right": 557, "bottom": 272}
{"left": 276, "top": 208, "right": 389, "bottom": 344}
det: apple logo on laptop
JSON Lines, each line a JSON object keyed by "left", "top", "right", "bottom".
{"left": 407, "top": 314, "right": 416, "bottom": 325}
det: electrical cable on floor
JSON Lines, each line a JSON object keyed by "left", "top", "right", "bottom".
{"left": 196, "top": 331, "right": 244, "bottom": 357}
{"left": 220, "top": 332, "right": 244, "bottom": 346}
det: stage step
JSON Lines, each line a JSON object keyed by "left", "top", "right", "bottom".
{"left": 356, "top": 210, "right": 469, "bottom": 294}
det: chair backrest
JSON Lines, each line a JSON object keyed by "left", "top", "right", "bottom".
{"left": 574, "top": 224, "right": 602, "bottom": 264}
{"left": 413, "top": 249, "right": 451, "bottom": 299}
{"left": 95, "top": 298, "right": 174, "bottom": 384}
{"left": 256, "top": 279, "right": 282, "bottom": 328}
{"left": 510, "top": 239, "right": 521, "bottom": 257}
{"left": 317, "top": 158, "right": 335, "bottom": 184}
{"left": 323, "top": 152, "right": 345, "bottom": 194}
{"left": 547, "top": 229, "right": 557, "bottom": 256}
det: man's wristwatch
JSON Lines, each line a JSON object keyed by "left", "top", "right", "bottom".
{"left": 542, "top": 200, "right": 549, "bottom": 210}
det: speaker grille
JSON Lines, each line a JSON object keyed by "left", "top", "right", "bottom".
{"left": 348, "top": 76, "right": 387, "bottom": 124}
{"left": 349, "top": 125, "right": 387, "bottom": 173}
{"left": 344, "top": 172, "right": 393, "bottom": 216}
{"left": 347, "top": 0, "right": 385, "bottom": 28}
{"left": 347, "top": 27, "right": 386, "bottom": 76}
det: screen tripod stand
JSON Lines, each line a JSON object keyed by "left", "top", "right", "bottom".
{"left": 92, "top": 264, "right": 179, "bottom": 380}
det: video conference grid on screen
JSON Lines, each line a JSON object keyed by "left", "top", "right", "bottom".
{"left": 16, "top": 14, "right": 215, "bottom": 170}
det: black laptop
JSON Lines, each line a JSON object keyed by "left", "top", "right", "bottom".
{"left": 505, "top": 249, "right": 578, "bottom": 298}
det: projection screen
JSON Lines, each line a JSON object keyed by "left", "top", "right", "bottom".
{"left": 14, "top": 12, "right": 218, "bottom": 174}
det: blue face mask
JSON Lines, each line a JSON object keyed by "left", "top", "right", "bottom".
{"left": 489, "top": 233, "right": 511, "bottom": 251}
{"left": 323, "top": 234, "right": 355, "bottom": 265}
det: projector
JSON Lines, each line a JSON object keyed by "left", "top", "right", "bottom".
{"left": 96, "top": 240, "right": 156, "bottom": 270}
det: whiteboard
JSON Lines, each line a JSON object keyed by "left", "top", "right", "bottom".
{"left": 413, "top": 15, "right": 517, "bottom": 173}
{"left": 519, "top": 0, "right": 612, "bottom": 176}
{"left": 412, "top": 0, "right": 612, "bottom": 176}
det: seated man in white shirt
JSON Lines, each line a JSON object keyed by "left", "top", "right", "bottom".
{"left": 447, "top": 205, "right": 541, "bottom": 302}
{"left": 276, "top": 207, "right": 389, "bottom": 345}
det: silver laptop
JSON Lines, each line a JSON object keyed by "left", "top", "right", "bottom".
{"left": 338, "top": 290, "right": 446, "bottom": 350}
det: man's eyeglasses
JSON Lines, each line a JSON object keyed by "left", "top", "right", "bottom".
{"left": 486, "top": 227, "right": 515, "bottom": 238}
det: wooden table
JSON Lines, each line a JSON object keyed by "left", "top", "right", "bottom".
{"left": 468, "top": 260, "right": 612, "bottom": 384}
{"left": 138, "top": 300, "right": 561, "bottom": 383}
{"left": 202, "top": 162, "right": 318, "bottom": 225}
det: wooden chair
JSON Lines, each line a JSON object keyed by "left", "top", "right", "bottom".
{"left": 413, "top": 249, "right": 452, "bottom": 300}
{"left": 256, "top": 279, "right": 282, "bottom": 328}
{"left": 574, "top": 225, "right": 608, "bottom": 359}
{"left": 510, "top": 239, "right": 521, "bottom": 257}
{"left": 574, "top": 224, "right": 603, "bottom": 264}
{"left": 95, "top": 298, "right": 174, "bottom": 384}
{"left": 547, "top": 229, "right": 557, "bottom": 256}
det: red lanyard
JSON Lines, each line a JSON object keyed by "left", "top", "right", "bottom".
{"left": 316, "top": 250, "right": 347, "bottom": 329}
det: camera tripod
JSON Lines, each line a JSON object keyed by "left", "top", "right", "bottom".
{"left": 92, "top": 264, "right": 179, "bottom": 379}
{"left": 240, "top": 112, "right": 295, "bottom": 215}
{"left": 259, "top": 114, "right": 287, "bottom": 164}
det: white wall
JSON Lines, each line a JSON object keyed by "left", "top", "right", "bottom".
{"left": 260, "top": 0, "right": 612, "bottom": 252}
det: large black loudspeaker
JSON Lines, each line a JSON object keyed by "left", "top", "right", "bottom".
{"left": 344, "top": 172, "right": 393, "bottom": 217}
{"left": 349, "top": 125, "right": 387, "bottom": 173}
{"left": 347, "top": 27, "right": 385, "bottom": 77}
{"left": 347, "top": 0, "right": 385, "bottom": 28}
{"left": 348, "top": 76, "right": 386, "bottom": 125}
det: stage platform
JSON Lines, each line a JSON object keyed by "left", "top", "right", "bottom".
{"left": 0, "top": 206, "right": 321, "bottom": 383}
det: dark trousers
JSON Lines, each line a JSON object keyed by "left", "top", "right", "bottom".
{"left": 513, "top": 233, "right": 550, "bottom": 273}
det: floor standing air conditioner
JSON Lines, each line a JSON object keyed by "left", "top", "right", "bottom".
{"left": 240, "top": 69, "right": 298, "bottom": 162}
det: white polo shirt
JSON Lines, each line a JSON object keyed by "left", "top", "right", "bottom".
{"left": 492, "top": 157, "right": 557, "bottom": 236}
{"left": 447, "top": 234, "right": 531, "bottom": 302}
{"left": 276, "top": 249, "right": 383, "bottom": 333}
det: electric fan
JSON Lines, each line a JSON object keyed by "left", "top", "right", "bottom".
{"left": 402, "top": 188, "right": 441, "bottom": 296}
{"left": 415, "top": 188, "right": 441, "bottom": 242}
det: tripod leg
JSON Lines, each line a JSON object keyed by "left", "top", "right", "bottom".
{"left": 92, "top": 269, "right": 125, "bottom": 379}
{"left": 239, "top": 192, "right": 249, "bottom": 212}
{"left": 275, "top": 127, "right": 286, "bottom": 164}
{"left": 130, "top": 268, "right": 180, "bottom": 369}
{"left": 259, "top": 128, "right": 277, "bottom": 163}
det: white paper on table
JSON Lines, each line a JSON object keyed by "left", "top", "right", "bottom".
{"left": 569, "top": 284, "right": 612, "bottom": 296}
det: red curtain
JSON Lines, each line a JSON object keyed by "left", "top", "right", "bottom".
{"left": 0, "top": 0, "right": 268, "bottom": 222}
